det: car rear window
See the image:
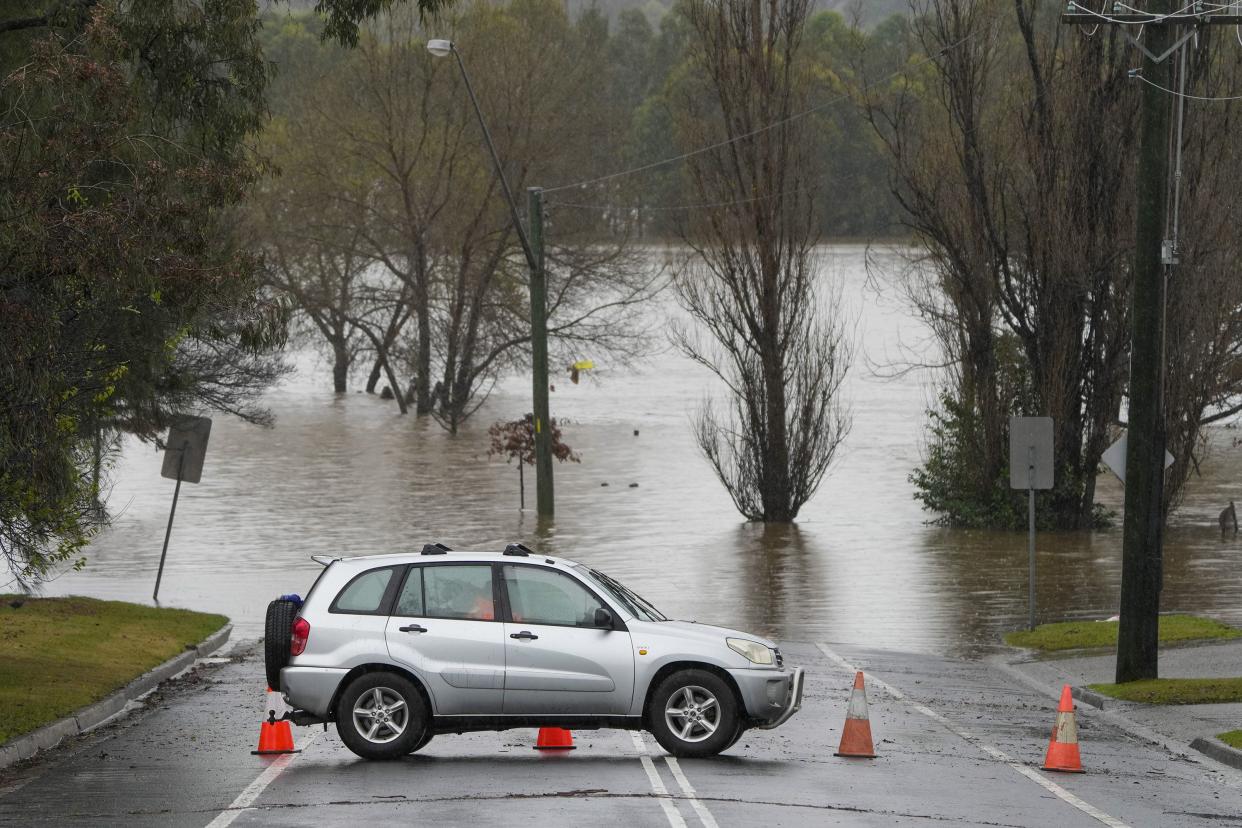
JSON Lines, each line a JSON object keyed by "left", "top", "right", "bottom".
{"left": 330, "top": 566, "right": 400, "bottom": 615}
{"left": 422, "top": 565, "right": 494, "bottom": 621}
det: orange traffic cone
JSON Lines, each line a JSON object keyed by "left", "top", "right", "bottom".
{"left": 252, "top": 687, "right": 299, "bottom": 755}
{"left": 533, "top": 727, "right": 576, "bottom": 751}
{"left": 834, "top": 671, "right": 877, "bottom": 758}
{"left": 1043, "top": 684, "right": 1084, "bottom": 773}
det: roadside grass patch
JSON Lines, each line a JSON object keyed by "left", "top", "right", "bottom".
{"left": 1087, "top": 677, "right": 1242, "bottom": 705}
{"left": 1003, "top": 614, "right": 1241, "bottom": 653}
{"left": 0, "top": 596, "right": 226, "bottom": 744}
{"left": 1219, "top": 731, "right": 1242, "bottom": 749}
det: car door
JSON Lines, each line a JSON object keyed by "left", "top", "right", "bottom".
{"left": 500, "top": 564, "right": 635, "bottom": 715}
{"left": 385, "top": 563, "right": 505, "bottom": 715}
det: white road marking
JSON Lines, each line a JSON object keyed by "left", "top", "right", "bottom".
{"left": 816, "top": 643, "right": 1130, "bottom": 828}
{"left": 664, "top": 755, "right": 720, "bottom": 828}
{"left": 631, "top": 732, "right": 687, "bottom": 828}
{"left": 204, "top": 730, "right": 322, "bottom": 828}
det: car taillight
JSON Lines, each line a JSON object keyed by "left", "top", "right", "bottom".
{"left": 290, "top": 616, "right": 310, "bottom": 656}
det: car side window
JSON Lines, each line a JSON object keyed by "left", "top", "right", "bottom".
{"left": 394, "top": 567, "right": 424, "bottom": 616}
{"left": 330, "top": 566, "right": 399, "bottom": 615}
{"left": 423, "top": 565, "right": 495, "bottom": 621}
{"left": 503, "top": 565, "right": 605, "bottom": 628}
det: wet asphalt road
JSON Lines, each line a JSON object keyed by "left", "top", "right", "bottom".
{"left": 3, "top": 641, "right": 1241, "bottom": 827}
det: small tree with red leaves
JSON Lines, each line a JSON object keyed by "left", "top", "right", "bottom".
{"left": 488, "top": 415, "right": 579, "bottom": 509}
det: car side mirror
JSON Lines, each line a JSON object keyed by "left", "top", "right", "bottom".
{"left": 594, "top": 607, "right": 614, "bottom": 629}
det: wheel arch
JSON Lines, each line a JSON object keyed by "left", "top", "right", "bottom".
{"left": 329, "top": 663, "right": 433, "bottom": 721}
{"left": 641, "top": 660, "right": 746, "bottom": 727}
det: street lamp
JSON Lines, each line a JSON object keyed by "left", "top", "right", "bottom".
{"left": 427, "top": 38, "right": 554, "bottom": 518}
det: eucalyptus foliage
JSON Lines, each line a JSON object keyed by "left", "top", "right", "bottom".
{"left": 0, "top": 2, "right": 285, "bottom": 585}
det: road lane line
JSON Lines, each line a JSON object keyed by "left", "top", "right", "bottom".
{"left": 204, "top": 730, "right": 322, "bottom": 828}
{"left": 664, "top": 756, "right": 720, "bottom": 828}
{"left": 816, "top": 643, "right": 1130, "bottom": 828}
{"left": 631, "top": 732, "right": 688, "bottom": 828}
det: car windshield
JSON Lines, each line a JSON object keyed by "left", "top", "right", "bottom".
{"left": 574, "top": 565, "right": 668, "bottom": 622}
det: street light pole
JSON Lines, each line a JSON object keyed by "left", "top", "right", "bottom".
{"left": 528, "top": 187, "right": 553, "bottom": 516}
{"left": 428, "top": 39, "right": 554, "bottom": 517}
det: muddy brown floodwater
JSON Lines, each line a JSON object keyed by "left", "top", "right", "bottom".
{"left": 23, "top": 246, "right": 1242, "bottom": 657}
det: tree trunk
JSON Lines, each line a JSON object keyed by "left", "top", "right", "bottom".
{"left": 366, "top": 358, "right": 381, "bottom": 394}
{"left": 413, "top": 275, "right": 432, "bottom": 415}
{"left": 761, "top": 337, "right": 793, "bottom": 521}
{"left": 332, "top": 339, "right": 349, "bottom": 393}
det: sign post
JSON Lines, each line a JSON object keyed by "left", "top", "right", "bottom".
{"left": 154, "top": 416, "right": 211, "bottom": 602}
{"left": 1010, "top": 417, "right": 1054, "bottom": 630}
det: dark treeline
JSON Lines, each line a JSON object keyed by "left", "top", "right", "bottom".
{"left": 260, "top": 0, "right": 908, "bottom": 241}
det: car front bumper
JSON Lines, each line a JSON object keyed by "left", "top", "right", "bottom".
{"left": 281, "top": 666, "right": 348, "bottom": 719}
{"left": 727, "top": 665, "right": 805, "bottom": 728}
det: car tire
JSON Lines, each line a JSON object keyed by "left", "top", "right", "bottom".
{"left": 723, "top": 722, "right": 746, "bottom": 751}
{"left": 263, "top": 599, "right": 299, "bottom": 691}
{"left": 408, "top": 730, "right": 434, "bottom": 754}
{"left": 648, "top": 669, "right": 740, "bottom": 758}
{"left": 336, "top": 672, "right": 427, "bottom": 760}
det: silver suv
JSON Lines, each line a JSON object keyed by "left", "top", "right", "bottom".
{"left": 268, "top": 544, "right": 804, "bottom": 760}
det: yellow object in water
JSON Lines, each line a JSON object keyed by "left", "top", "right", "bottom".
{"left": 572, "top": 360, "right": 595, "bottom": 371}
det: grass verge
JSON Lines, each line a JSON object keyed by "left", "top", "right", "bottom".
{"left": 0, "top": 595, "right": 227, "bottom": 744}
{"left": 1086, "top": 677, "right": 1242, "bottom": 705}
{"left": 1218, "top": 731, "right": 1242, "bottom": 749}
{"left": 1003, "top": 614, "right": 1241, "bottom": 653}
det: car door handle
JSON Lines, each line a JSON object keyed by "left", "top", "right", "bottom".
{"left": 399, "top": 624, "right": 427, "bottom": 633}
{"left": 509, "top": 631, "right": 538, "bottom": 641}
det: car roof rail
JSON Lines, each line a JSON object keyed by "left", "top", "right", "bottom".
{"left": 421, "top": 542, "right": 452, "bottom": 555}
{"left": 503, "top": 543, "right": 533, "bottom": 557}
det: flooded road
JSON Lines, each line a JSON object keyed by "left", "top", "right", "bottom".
{"left": 26, "top": 245, "right": 1242, "bottom": 656}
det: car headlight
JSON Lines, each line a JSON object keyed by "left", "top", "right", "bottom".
{"left": 727, "top": 638, "right": 774, "bottom": 665}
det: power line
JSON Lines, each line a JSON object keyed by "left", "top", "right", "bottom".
{"left": 552, "top": 69, "right": 1066, "bottom": 218}
{"left": 549, "top": 184, "right": 811, "bottom": 213}
{"left": 1069, "top": 0, "right": 1234, "bottom": 24}
{"left": 1133, "top": 71, "right": 1242, "bottom": 100}
{"left": 542, "top": 26, "right": 991, "bottom": 196}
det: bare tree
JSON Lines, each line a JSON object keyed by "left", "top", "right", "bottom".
{"left": 863, "top": 0, "right": 1138, "bottom": 528}
{"left": 672, "top": 0, "right": 852, "bottom": 522}
{"left": 260, "top": 3, "right": 662, "bottom": 429}
{"left": 1158, "top": 30, "right": 1242, "bottom": 513}
{"left": 253, "top": 178, "right": 369, "bottom": 393}
{"left": 863, "top": 0, "right": 1242, "bottom": 528}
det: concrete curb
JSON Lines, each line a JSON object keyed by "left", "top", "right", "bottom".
{"left": 989, "top": 654, "right": 1242, "bottom": 774}
{"left": 983, "top": 655, "right": 1197, "bottom": 764}
{"left": 1190, "top": 737, "right": 1242, "bottom": 772}
{"left": 1070, "top": 685, "right": 1111, "bottom": 711}
{"left": 0, "top": 622, "right": 232, "bottom": 771}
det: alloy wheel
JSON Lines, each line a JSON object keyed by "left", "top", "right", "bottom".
{"left": 664, "top": 685, "right": 720, "bottom": 743}
{"left": 352, "top": 686, "right": 408, "bottom": 744}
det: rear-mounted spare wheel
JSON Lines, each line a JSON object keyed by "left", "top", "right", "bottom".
{"left": 264, "top": 598, "right": 300, "bottom": 690}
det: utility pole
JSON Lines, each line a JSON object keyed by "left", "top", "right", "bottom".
{"left": 528, "top": 187, "right": 554, "bottom": 517}
{"left": 427, "top": 40, "right": 556, "bottom": 518}
{"left": 1061, "top": 1, "right": 1236, "bottom": 682}
{"left": 1119, "top": 1, "right": 1172, "bottom": 684}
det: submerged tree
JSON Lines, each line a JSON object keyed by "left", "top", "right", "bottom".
{"left": 259, "top": 2, "right": 660, "bottom": 430}
{"left": 487, "top": 415, "right": 580, "bottom": 509}
{"left": 672, "top": 0, "right": 852, "bottom": 522}
{"left": 864, "top": 0, "right": 1242, "bottom": 529}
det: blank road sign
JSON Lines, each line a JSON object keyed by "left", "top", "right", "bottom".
{"left": 161, "top": 416, "right": 212, "bottom": 484}
{"left": 1009, "top": 416, "right": 1054, "bottom": 490}
{"left": 1100, "top": 432, "right": 1175, "bottom": 485}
